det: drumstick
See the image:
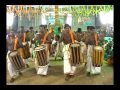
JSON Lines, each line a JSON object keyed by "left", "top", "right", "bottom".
{"left": 42, "top": 32, "right": 49, "bottom": 44}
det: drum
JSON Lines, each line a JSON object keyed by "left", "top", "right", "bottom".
{"left": 70, "top": 43, "right": 81, "bottom": 66}
{"left": 8, "top": 51, "right": 25, "bottom": 70}
{"left": 22, "top": 42, "right": 31, "bottom": 59}
{"left": 35, "top": 46, "right": 48, "bottom": 66}
{"left": 92, "top": 46, "right": 104, "bottom": 67}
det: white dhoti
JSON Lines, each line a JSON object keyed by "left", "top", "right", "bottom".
{"left": 63, "top": 44, "right": 77, "bottom": 75}
{"left": 86, "top": 45, "right": 101, "bottom": 75}
{"left": 80, "top": 41, "right": 87, "bottom": 63}
{"left": 7, "top": 51, "right": 17, "bottom": 78}
{"left": 34, "top": 44, "right": 49, "bottom": 75}
{"left": 35, "top": 58, "right": 48, "bottom": 75}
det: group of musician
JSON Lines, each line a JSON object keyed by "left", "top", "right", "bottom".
{"left": 6, "top": 24, "right": 111, "bottom": 83}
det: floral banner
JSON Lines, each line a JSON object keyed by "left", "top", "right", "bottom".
{"left": 6, "top": 5, "right": 113, "bottom": 17}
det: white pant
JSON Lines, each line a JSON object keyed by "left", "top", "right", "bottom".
{"left": 34, "top": 44, "right": 50, "bottom": 75}
{"left": 35, "top": 58, "right": 48, "bottom": 75}
{"left": 86, "top": 45, "right": 101, "bottom": 74}
{"left": 7, "top": 51, "right": 17, "bottom": 78}
{"left": 63, "top": 44, "right": 77, "bottom": 74}
{"left": 80, "top": 41, "right": 87, "bottom": 53}
{"left": 80, "top": 41, "right": 87, "bottom": 63}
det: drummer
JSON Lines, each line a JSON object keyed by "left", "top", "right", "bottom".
{"left": 34, "top": 28, "right": 54, "bottom": 76}
{"left": 19, "top": 30, "right": 30, "bottom": 68}
{"left": 42, "top": 28, "right": 54, "bottom": 64}
{"left": 30, "top": 25, "right": 46, "bottom": 63}
{"left": 85, "top": 26, "right": 101, "bottom": 76}
{"left": 6, "top": 31, "right": 23, "bottom": 83}
{"left": 59, "top": 24, "right": 79, "bottom": 81}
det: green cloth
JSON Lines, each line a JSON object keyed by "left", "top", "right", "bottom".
{"left": 53, "top": 26, "right": 60, "bottom": 36}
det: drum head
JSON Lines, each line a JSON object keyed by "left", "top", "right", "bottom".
{"left": 94, "top": 46, "right": 103, "bottom": 50}
{"left": 35, "top": 46, "right": 45, "bottom": 51}
{"left": 10, "top": 51, "right": 18, "bottom": 56}
{"left": 71, "top": 44, "right": 80, "bottom": 47}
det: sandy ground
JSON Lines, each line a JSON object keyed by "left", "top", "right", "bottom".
{"left": 6, "top": 58, "right": 113, "bottom": 85}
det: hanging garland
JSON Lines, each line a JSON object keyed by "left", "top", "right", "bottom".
{"left": 6, "top": 5, "right": 113, "bottom": 17}
{"left": 70, "top": 5, "right": 113, "bottom": 17}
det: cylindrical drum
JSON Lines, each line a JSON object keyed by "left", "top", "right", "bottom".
{"left": 70, "top": 43, "right": 81, "bottom": 66}
{"left": 22, "top": 42, "right": 31, "bottom": 59}
{"left": 35, "top": 45, "right": 48, "bottom": 66}
{"left": 92, "top": 46, "right": 104, "bottom": 67}
{"left": 8, "top": 51, "right": 25, "bottom": 71}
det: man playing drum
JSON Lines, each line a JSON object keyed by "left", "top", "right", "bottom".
{"left": 85, "top": 26, "right": 103, "bottom": 75}
{"left": 6, "top": 31, "right": 24, "bottom": 82}
{"left": 59, "top": 24, "right": 79, "bottom": 81}
{"left": 34, "top": 26, "right": 53, "bottom": 76}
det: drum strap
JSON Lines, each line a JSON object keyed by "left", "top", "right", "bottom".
{"left": 14, "top": 37, "right": 18, "bottom": 50}
{"left": 69, "top": 31, "right": 74, "bottom": 43}
{"left": 42, "top": 32, "right": 49, "bottom": 44}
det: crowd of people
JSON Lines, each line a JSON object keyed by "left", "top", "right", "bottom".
{"left": 6, "top": 24, "right": 113, "bottom": 83}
